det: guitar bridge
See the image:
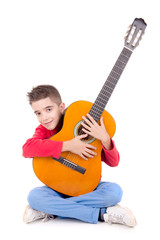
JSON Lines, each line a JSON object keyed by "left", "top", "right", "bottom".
{"left": 52, "top": 156, "right": 86, "bottom": 174}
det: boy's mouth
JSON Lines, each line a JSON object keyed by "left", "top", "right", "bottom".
{"left": 43, "top": 120, "right": 53, "bottom": 126}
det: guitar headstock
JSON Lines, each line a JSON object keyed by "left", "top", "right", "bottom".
{"left": 124, "top": 18, "right": 147, "bottom": 51}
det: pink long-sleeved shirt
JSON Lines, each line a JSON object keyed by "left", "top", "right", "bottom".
{"left": 22, "top": 122, "right": 120, "bottom": 167}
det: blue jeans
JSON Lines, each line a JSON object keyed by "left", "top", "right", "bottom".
{"left": 27, "top": 181, "right": 123, "bottom": 224}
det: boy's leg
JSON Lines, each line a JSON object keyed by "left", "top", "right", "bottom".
{"left": 27, "top": 185, "right": 99, "bottom": 224}
{"left": 27, "top": 181, "right": 122, "bottom": 223}
{"left": 70, "top": 181, "right": 122, "bottom": 207}
{"left": 69, "top": 181, "right": 123, "bottom": 220}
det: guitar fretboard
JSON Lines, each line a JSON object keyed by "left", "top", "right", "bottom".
{"left": 89, "top": 47, "right": 132, "bottom": 122}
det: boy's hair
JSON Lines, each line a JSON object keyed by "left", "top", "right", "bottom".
{"left": 27, "top": 85, "right": 62, "bottom": 105}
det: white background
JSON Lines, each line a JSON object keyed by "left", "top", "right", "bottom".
{"left": 0, "top": 0, "right": 160, "bottom": 239}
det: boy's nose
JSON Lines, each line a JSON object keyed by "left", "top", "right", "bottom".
{"left": 41, "top": 114, "right": 49, "bottom": 123}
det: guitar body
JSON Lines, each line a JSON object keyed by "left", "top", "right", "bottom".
{"left": 33, "top": 100, "right": 116, "bottom": 196}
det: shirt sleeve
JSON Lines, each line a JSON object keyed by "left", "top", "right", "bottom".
{"left": 101, "top": 139, "right": 120, "bottom": 167}
{"left": 22, "top": 125, "right": 63, "bottom": 159}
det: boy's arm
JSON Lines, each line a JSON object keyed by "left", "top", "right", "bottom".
{"left": 80, "top": 114, "right": 120, "bottom": 166}
{"left": 22, "top": 125, "right": 63, "bottom": 159}
{"left": 23, "top": 125, "right": 97, "bottom": 161}
{"left": 101, "top": 139, "right": 120, "bottom": 167}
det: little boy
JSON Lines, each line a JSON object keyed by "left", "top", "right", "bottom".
{"left": 22, "top": 84, "right": 136, "bottom": 227}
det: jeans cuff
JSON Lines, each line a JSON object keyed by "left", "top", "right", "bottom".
{"left": 99, "top": 208, "right": 106, "bottom": 221}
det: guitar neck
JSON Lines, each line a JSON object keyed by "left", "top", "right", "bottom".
{"left": 89, "top": 47, "right": 132, "bottom": 122}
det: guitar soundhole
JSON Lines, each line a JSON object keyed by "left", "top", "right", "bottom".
{"left": 77, "top": 125, "right": 93, "bottom": 141}
{"left": 74, "top": 120, "right": 96, "bottom": 143}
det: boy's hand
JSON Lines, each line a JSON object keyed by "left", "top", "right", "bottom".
{"left": 62, "top": 134, "right": 97, "bottom": 160}
{"left": 81, "top": 114, "right": 112, "bottom": 150}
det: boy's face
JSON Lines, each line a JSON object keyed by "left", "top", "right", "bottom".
{"left": 31, "top": 97, "right": 65, "bottom": 130}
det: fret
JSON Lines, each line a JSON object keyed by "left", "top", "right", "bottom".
{"left": 110, "top": 71, "right": 120, "bottom": 80}
{"left": 90, "top": 109, "right": 99, "bottom": 117}
{"left": 95, "top": 97, "right": 108, "bottom": 107}
{"left": 115, "top": 64, "right": 123, "bottom": 71}
{"left": 91, "top": 104, "right": 105, "bottom": 115}
{"left": 105, "top": 80, "right": 115, "bottom": 89}
{"left": 97, "top": 92, "right": 109, "bottom": 100}
{"left": 107, "top": 76, "right": 117, "bottom": 85}
{"left": 101, "top": 89, "right": 113, "bottom": 96}
{"left": 90, "top": 109, "right": 103, "bottom": 121}
{"left": 112, "top": 66, "right": 123, "bottom": 75}
{"left": 105, "top": 85, "right": 113, "bottom": 91}
{"left": 123, "top": 47, "right": 132, "bottom": 57}
{"left": 90, "top": 111, "right": 101, "bottom": 120}
{"left": 90, "top": 107, "right": 103, "bottom": 116}
{"left": 120, "top": 52, "right": 129, "bottom": 59}
{"left": 118, "top": 54, "right": 129, "bottom": 63}
{"left": 91, "top": 106, "right": 104, "bottom": 114}
{"left": 96, "top": 105, "right": 104, "bottom": 111}
{"left": 89, "top": 109, "right": 103, "bottom": 121}
{"left": 101, "top": 86, "right": 113, "bottom": 94}
{"left": 93, "top": 113, "right": 102, "bottom": 122}
{"left": 101, "top": 86, "right": 110, "bottom": 94}
{"left": 117, "top": 59, "right": 126, "bottom": 65}
{"left": 117, "top": 58, "right": 127, "bottom": 66}
{"left": 98, "top": 88, "right": 113, "bottom": 101}
{"left": 98, "top": 92, "right": 110, "bottom": 100}
{"left": 112, "top": 69, "right": 121, "bottom": 76}
{"left": 116, "top": 61, "right": 126, "bottom": 69}
{"left": 89, "top": 47, "right": 132, "bottom": 122}
{"left": 104, "top": 83, "right": 115, "bottom": 90}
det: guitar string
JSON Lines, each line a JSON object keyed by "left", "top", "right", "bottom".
{"left": 64, "top": 148, "right": 80, "bottom": 167}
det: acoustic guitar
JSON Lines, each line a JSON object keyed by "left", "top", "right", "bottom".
{"left": 33, "top": 18, "right": 147, "bottom": 196}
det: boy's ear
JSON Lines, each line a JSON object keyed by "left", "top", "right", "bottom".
{"left": 59, "top": 102, "right": 65, "bottom": 114}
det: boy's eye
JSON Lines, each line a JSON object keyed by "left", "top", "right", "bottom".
{"left": 35, "top": 112, "right": 41, "bottom": 116}
{"left": 47, "top": 108, "right": 52, "bottom": 112}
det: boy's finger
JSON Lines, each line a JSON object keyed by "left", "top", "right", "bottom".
{"left": 78, "top": 133, "right": 88, "bottom": 139}
{"left": 100, "top": 117, "right": 105, "bottom": 126}
{"left": 86, "top": 144, "right": 97, "bottom": 150}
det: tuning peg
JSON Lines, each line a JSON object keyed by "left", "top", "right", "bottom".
{"left": 124, "top": 29, "right": 131, "bottom": 39}
{"left": 126, "top": 25, "right": 131, "bottom": 31}
{"left": 125, "top": 29, "right": 130, "bottom": 35}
